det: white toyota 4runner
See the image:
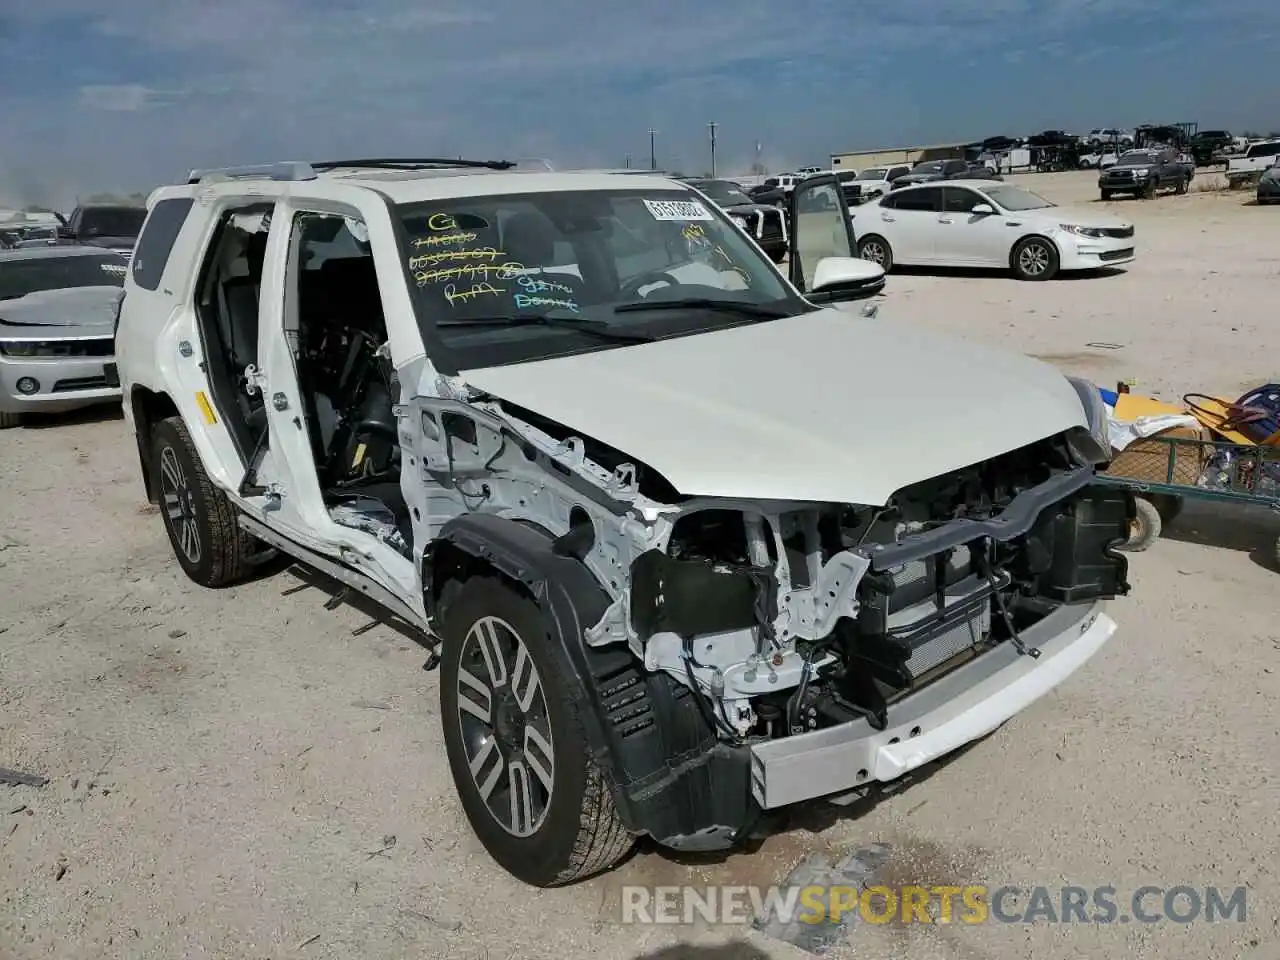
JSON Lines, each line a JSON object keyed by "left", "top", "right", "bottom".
{"left": 115, "top": 158, "right": 1132, "bottom": 888}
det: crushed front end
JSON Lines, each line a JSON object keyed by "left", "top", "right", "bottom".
{"left": 595, "top": 429, "right": 1131, "bottom": 833}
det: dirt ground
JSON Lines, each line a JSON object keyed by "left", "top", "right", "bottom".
{"left": 2, "top": 169, "right": 1277, "bottom": 960}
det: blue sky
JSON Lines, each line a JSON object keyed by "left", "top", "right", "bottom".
{"left": 2, "top": 0, "right": 1278, "bottom": 207}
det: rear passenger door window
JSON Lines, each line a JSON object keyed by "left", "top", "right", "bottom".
{"left": 130, "top": 198, "right": 194, "bottom": 291}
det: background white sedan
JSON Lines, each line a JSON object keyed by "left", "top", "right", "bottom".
{"left": 850, "top": 180, "right": 1136, "bottom": 280}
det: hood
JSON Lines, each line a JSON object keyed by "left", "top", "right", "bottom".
{"left": 1107, "top": 160, "right": 1155, "bottom": 171}
{"left": 1048, "top": 207, "right": 1132, "bottom": 230}
{"left": 0, "top": 286, "right": 123, "bottom": 338}
{"left": 82, "top": 236, "right": 136, "bottom": 252}
{"left": 459, "top": 308, "right": 1088, "bottom": 505}
{"left": 722, "top": 202, "right": 777, "bottom": 215}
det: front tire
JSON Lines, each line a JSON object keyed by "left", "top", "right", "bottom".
{"left": 1100, "top": 189, "right": 1113, "bottom": 201}
{"left": 767, "top": 247, "right": 787, "bottom": 264}
{"left": 856, "top": 234, "right": 893, "bottom": 272}
{"left": 439, "top": 576, "right": 634, "bottom": 887}
{"left": 1175, "top": 176, "right": 1189, "bottom": 195}
{"left": 1011, "top": 236, "right": 1059, "bottom": 281}
{"left": 150, "top": 416, "right": 258, "bottom": 587}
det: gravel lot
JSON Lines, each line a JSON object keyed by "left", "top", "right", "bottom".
{"left": 2, "top": 169, "right": 1277, "bottom": 960}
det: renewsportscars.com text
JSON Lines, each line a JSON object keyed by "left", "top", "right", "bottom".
{"left": 621, "top": 884, "right": 1248, "bottom": 926}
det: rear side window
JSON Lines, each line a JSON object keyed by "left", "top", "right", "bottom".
{"left": 893, "top": 187, "right": 942, "bottom": 212}
{"left": 131, "top": 198, "right": 194, "bottom": 291}
{"left": 1247, "top": 141, "right": 1280, "bottom": 158}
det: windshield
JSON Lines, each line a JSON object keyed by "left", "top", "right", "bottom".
{"left": 78, "top": 206, "right": 145, "bottom": 238}
{"left": 912, "top": 161, "right": 944, "bottom": 174}
{"left": 980, "top": 185, "right": 1055, "bottom": 211}
{"left": 856, "top": 168, "right": 886, "bottom": 180}
{"left": 0, "top": 253, "right": 127, "bottom": 300}
{"left": 1118, "top": 152, "right": 1155, "bottom": 165}
{"left": 692, "top": 180, "right": 754, "bottom": 206}
{"left": 397, "top": 188, "right": 802, "bottom": 369}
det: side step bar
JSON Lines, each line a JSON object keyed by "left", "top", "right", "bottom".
{"left": 237, "top": 514, "right": 427, "bottom": 632}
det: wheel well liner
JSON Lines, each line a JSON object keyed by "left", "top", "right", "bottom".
{"left": 423, "top": 512, "right": 757, "bottom": 846}
{"left": 129, "top": 387, "right": 179, "bottom": 502}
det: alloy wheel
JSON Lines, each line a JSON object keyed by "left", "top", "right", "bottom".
{"left": 455, "top": 615, "right": 555, "bottom": 837}
{"left": 860, "top": 241, "right": 887, "bottom": 266}
{"left": 1018, "top": 242, "right": 1051, "bottom": 277}
{"left": 159, "top": 445, "right": 201, "bottom": 564}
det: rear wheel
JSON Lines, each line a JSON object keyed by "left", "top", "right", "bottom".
{"left": 1011, "top": 236, "right": 1059, "bottom": 281}
{"left": 856, "top": 234, "right": 893, "bottom": 272}
{"left": 151, "top": 416, "right": 259, "bottom": 587}
{"left": 439, "top": 576, "right": 635, "bottom": 887}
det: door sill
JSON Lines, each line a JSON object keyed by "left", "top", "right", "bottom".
{"left": 237, "top": 513, "right": 427, "bottom": 631}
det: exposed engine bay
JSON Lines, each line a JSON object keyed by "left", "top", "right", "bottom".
{"left": 411, "top": 381, "right": 1131, "bottom": 749}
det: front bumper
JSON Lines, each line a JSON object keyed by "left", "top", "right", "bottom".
{"left": 749, "top": 599, "right": 1114, "bottom": 808}
{"left": 0, "top": 353, "right": 121, "bottom": 414}
{"left": 1057, "top": 234, "right": 1136, "bottom": 270}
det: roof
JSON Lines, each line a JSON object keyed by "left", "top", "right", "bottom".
{"left": 170, "top": 163, "right": 693, "bottom": 206}
{"left": 830, "top": 142, "right": 970, "bottom": 157}
{"left": 0, "top": 245, "right": 127, "bottom": 262}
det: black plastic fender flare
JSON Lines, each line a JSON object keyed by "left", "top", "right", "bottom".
{"left": 423, "top": 512, "right": 643, "bottom": 827}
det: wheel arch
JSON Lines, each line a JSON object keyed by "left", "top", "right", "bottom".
{"left": 129, "top": 386, "right": 179, "bottom": 502}
{"left": 423, "top": 512, "right": 757, "bottom": 848}
{"left": 1008, "top": 232, "right": 1060, "bottom": 271}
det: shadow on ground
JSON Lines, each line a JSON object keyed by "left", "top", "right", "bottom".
{"left": 1158, "top": 498, "right": 1280, "bottom": 573}
{"left": 12, "top": 404, "right": 124, "bottom": 430}
{"left": 887, "top": 264, "right": 1127, "bottom": 282}
{"left": 630, "top": 944, "right": 771, "bottom": 960}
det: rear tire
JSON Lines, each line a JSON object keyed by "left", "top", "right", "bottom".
{"left": 856, "top": 234, "right": 893, "bottom": 272}
{"left": 0, "top": 411, "right": 20, "bottom": 429}
{"left": 439, "top": 576, "right": 635, "bottom": 887}
{"left": 767, "top": 247, "right": 787, "bottom": 264}
{"left": 150, "top": 416, "right": 258, "bottom": 588}
{"left": 1011, "top": 236, "right": 1059, "bottom": 281}
{"left": 1121, "top": 497, "right": 1162, "bottom": 551}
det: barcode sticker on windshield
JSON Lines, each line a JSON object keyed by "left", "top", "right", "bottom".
{"left": 99, "top": 263, "right": 127, "bottom": 276}
{"left": 643, "top": 199, "right": 713, "bottom": 222}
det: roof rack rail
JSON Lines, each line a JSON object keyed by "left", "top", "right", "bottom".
{"left": 187, "top": 161, "right": 317, "bottom": 184}
{"left": 310, "top": 157, "right": 516, "bottom": 171}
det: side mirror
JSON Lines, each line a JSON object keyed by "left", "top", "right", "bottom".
{"left": 810, "top": 256, "right": 885, "bottom": 302}
{"left": 788, "top": 174, "right": 863, "bottom": 296}
{"left": 970, "top": 203, "right": 995, "bottom": 216}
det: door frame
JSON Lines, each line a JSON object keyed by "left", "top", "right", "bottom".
{"left": 254, "top": 190, "right": 429, "bottom": 613}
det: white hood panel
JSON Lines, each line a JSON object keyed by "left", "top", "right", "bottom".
{"left": 460, "top": 309, "right": 1088, "bottom": 505}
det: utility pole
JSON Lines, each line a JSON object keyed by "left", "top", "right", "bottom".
{"left": 708, "top": 121, "right": 718, "bottom": 178}
{"left": 648, "top": 128, "right": 657, "bottom": 170}
{"left": 624, "top": 153, "right": 632, "bottom": 169}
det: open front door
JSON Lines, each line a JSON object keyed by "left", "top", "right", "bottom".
{"left": 787, "top": 175, "right": 884, "bottom": 303}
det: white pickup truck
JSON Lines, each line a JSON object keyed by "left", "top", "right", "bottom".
{"left": 1226, "top": 139, "right": 1280, "bottom": 186}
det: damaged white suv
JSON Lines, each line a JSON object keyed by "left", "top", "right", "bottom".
{"left": 115, "top": 158, "right": 1132, "bottom": 888}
